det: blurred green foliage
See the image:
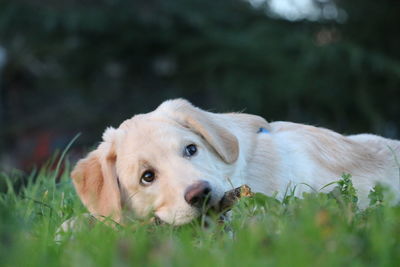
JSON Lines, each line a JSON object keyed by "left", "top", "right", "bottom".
{"left": 0, "top": 0, "right": 399, "bottom": 153}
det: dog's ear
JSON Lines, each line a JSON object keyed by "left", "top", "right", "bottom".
{"left": 160, "top": 99, "right": 239, "bottom": 164}
{"left": 71, "top": 127, "right": 122, "bottom": 223}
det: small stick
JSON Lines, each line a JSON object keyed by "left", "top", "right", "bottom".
{"left": 218, "top": 185, "right": 253, "bottom": 212}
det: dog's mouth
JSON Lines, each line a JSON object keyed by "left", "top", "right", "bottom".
{"left": 152, "top": 216, "right": 164, "bottom": 226}
{"left": 154, "top": 185, "right": 253, "bottom": 226}
{"left": 152, "top": 204, "right": 221, "bottom": 226}
{"left": 200, "top": 185, "right": 254, "bottom": 213}
{"left": 194, "top": 185, "right": 252, "bottom": 227}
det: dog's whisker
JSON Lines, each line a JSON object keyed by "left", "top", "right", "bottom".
{"left": 225, "top": 177, "right": 235, "bottom": 190}
{"left": 127, "top": 191, "right": 139, "bottom": 201}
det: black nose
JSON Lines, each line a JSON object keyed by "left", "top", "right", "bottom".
{"left": 184, "top": 181, "right": 212, "bottom": 208}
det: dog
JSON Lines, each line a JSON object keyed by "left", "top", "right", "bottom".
{"left": 71, "top": 99, "right": 400, "bottom": 225}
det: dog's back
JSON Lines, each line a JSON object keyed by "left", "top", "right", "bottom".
{"left": 246, "top": 121, "right": 400, "bottom": 207}
{"left": 348, "top": 133, "right": 400, "bottom": 202}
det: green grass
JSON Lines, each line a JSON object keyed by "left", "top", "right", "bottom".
{"left": 1, "top": 165, "right": 400, "bottom": 267}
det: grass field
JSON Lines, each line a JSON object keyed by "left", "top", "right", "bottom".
{"left": 1, "top": 160, "right": 400, "bottom": 267}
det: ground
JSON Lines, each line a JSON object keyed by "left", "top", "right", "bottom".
{"left": 1, "top": 159, "right": 399, "bottom": 266}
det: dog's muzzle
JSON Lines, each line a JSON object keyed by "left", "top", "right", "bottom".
{"left": 184, "top": 180, "right": 213, "bottom": 209}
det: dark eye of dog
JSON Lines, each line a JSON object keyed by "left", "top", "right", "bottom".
{"left": 141, "top": 170, "right": 155, "bottom": 185}
{"left": 184, "top": 144, "right": 197, "bottom": 157}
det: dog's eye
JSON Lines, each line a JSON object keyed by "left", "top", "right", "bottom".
{"left": 141, "top": 170, "right": 155, "bottom": 185}
{"left": 184, "top": 144, "right": 197, "bottom": 157}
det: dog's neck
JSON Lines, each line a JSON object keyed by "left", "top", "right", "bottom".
{"left": 222, "top": 118, "right": 278, "bottom": 194}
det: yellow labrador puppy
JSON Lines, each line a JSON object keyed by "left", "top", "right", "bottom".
{"left": 71, "top": 99, "right": 400, "bottom": 225}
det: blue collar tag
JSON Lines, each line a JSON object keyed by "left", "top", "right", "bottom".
{"left": 258, "top": 127, "right": 270, "bottom": 134}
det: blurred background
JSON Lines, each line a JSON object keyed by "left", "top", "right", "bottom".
{"left": 0, "top": 0, "right": 399, "bottom": 173}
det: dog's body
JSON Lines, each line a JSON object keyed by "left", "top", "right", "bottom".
{"left": 72, "top": 99, "right": 400, "bottom": 225}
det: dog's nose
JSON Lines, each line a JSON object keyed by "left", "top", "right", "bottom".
{"left": 184, "top": 181, "right": 212, "bottom": 208}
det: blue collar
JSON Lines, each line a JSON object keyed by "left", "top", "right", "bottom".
{"left": 258, "top": 127, "right": 270, "bottom": 134}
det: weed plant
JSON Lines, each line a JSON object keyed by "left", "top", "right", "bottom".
{"left": 1, "top": 165, "right": 399, "bottom": 266}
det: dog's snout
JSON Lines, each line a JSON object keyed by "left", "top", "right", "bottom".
{"left": 184, "top": 181, "right": 212, "bottom": 208}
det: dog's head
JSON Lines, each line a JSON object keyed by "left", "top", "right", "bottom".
{"left": 71, "top": 99, "right": 239, "bottom": 225}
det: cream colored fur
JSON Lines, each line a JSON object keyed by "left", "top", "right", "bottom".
{"left": 71, "top": 99, "right": 400, "bottom": 225}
